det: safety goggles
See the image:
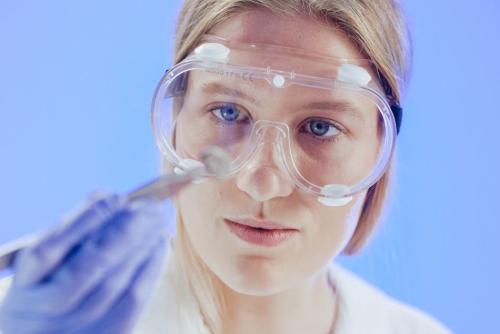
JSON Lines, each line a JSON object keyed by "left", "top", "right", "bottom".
{"left": 151, "top": 35, "right": 402, "bottom": 206}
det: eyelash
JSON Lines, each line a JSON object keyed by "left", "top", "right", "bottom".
{"left": 208, "top": 103, "right": 250, "bottom": 125}
{"left": 207, "top": 102, "right": 345, "bottom": 142}
{"left": 298, "top": 119, "right": 344, "bottom": 143}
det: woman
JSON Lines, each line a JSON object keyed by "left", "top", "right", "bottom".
{"left": 0, "top": 0, "right": 452, "bottom": 333}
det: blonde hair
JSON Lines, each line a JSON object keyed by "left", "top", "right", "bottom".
{"left": 166, "top": 1, "right": 412, "bottom": 332}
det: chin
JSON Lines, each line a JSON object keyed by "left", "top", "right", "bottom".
{"left": 226, "top": 277, "right": 289, "bottom": 296}
{"left": 219, "top": 257, "right": 294, "bottom": 296}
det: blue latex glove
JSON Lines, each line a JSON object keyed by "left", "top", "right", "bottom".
{"left": 0, "top": 192, "right": 169, "bottom": 334}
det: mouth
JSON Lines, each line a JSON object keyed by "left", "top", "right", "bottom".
{"left": 224, "top": 218, "right": 299, "bottom": 247}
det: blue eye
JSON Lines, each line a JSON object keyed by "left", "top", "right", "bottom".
{"left": 304, "top": 119, "right": 341, "bottom": 138}
{"left": 211, "top": 104, "right": 246, "bottom": 122}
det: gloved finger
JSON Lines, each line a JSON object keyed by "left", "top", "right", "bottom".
{"left": 0, "top": 236, "right": 168, "bottom": 334}
{"left": 14, "top": 192, "right": 125, "bottom": 287}
{"left": 66, "top": 235, "right": 168, "bottom": 329}
{"left": 82, "top": 237, "right": 168, "bottom": 334}
{"left": 20, "top": 198, "right": 167, "bottom": 317}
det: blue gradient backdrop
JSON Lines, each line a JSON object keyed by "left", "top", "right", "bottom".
{"left": 1, "top": 1, "right": 498, "bottom": 333}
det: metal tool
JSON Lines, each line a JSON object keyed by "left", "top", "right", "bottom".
{"left": 0, "top": 146, "right": 231, "bottom": 273}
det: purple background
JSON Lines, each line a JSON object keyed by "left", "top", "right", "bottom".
{"left": 1, "top": 1, "right": 498, "bottom": 332}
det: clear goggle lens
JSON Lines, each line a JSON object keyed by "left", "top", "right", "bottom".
{"left": 152, "top": 56, "right": 395, "bottom": 200}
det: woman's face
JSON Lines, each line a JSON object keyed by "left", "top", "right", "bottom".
{"left": 174, "top": 9, "right": 368, "bottom": 296}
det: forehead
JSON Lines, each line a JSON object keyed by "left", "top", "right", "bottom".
{"left": 208, "top": 8, "right": 364, "bottom": 61}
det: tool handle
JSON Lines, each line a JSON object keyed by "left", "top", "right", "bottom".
{"left": 0, "top": 169, "right": 204, "bottom": 274}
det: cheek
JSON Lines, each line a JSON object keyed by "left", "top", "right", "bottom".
{"left": 176, "top": 180, "right": 264, "bottom": 292}
{"left": 175, "top": 179, "right": 244, "bottom": 284}
{"left": 176, "top": 180, "right": 223, "bottom": 253}
{"left": 307, "top": 197, "right": 363, "bottom": 256}
{"left": 288, "top": 194, "right": 364, "bottom": 276}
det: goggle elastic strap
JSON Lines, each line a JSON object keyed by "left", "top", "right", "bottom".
{"left": 390, "top": 104, "right": 403, "bottom": 134}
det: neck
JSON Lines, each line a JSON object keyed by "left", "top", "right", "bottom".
{"left": 221, "top": 268, "right": 337, "bottom": 334}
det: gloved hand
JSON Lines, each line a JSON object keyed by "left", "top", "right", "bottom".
{"left": 0, "top": 192, "right": 169, "bottom": 334}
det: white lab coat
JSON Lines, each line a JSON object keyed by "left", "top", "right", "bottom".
{"left": 0, "top": 259, "right": 452, "bottom": 334}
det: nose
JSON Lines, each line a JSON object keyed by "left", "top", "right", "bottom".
{"left": 235, "top": 130, "right": 294, "bottom": 202}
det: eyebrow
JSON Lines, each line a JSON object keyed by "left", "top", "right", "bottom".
{"left": 201, "top": 82, "right": 259, "bottom": 105}
{"left": 301, "top": 101, "right": 365, "bottom": 121}
{"left": 201, "top": 82, "right": 365, "bottom": 121}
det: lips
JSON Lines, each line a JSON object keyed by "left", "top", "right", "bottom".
{"left": 224, "top": 218, "right": 299, "bottom": 247}
{"left": 227, "top": 218, "right": 299, "bottom": 231}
